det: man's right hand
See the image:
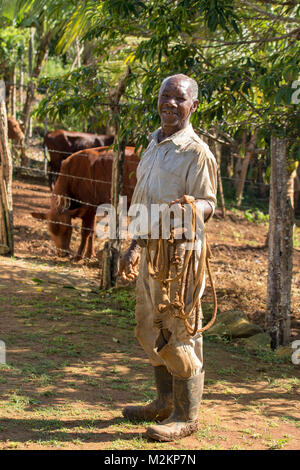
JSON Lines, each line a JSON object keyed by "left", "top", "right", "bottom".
{"left": 119, "top": 240, "right": 141, "bottom": 281}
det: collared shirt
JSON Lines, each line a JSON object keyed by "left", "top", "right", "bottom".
{"left": 129, "top": 124, "right": 217, "bottom": 238}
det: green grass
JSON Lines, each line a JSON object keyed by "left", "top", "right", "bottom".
{"left": 0, "top": 269, "right": 299, "bottom": 451}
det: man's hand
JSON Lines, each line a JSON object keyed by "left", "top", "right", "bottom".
{"left": 169, "top": 195, "right": 212, "bottom": 222}
{"left": 119, "top": 240, "right": 141, "bottom": 281}
{"left": 169, "top": 195, "right": 195, "bottom": 213}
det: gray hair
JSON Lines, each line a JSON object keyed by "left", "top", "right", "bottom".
{"left": 159, "top": 74, "right": 199, "bottom": 101}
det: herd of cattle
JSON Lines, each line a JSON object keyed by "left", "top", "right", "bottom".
{"left": 8, "top": 117, "right": 140, "bottom": 260}
{"left": 32, "top": 142, "right": 139, "bottom": 260}
{"left": 37, "top": 130, "right": 139, "bottom": 260}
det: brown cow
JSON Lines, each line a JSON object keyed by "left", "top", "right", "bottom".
{"left": 44, "top": 129, "right": 114, "bottom": 190}
{"left": 31, "top": 146, "right": 139, "bottom": 260}
{"left": 7, "top": 117, "right": 27, "bottom": 165}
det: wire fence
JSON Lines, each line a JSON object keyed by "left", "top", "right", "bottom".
{"left": 6, "top": 81, "right": 293, "bottom": 268}
{"left": 5, "top": 134, "right": 275, "bottom": 268}
{"left": 12, "top": 142, "right": 272, "bottom": 189}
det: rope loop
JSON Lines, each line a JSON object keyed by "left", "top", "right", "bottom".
{"left": 146, "top": 198, "right": 217, "bottom": 337}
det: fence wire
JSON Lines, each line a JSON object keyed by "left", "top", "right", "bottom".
{"left": 12, "top": 142, "right": 272, "bottom": 189}
{"left": 5, "top": 130, "right": 278, "bottom": 266}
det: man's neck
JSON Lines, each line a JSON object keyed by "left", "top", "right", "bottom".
{"left": 158, "top": 123, "right": 191, "bottom": 143}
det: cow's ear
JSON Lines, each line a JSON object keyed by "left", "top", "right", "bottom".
{"left": 31, "top": 212, "right": 48, "bottom": 220}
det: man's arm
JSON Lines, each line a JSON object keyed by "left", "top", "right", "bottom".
{"left": 194, "top": 198, "right": 214, "bottom": 222}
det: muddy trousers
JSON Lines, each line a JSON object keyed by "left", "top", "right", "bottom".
{"left": 135, "top": 248, "right": 205, "bottom": 379}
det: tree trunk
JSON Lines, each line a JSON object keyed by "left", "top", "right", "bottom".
{"left": 43, "top": 112, "right": 48, "bottom": 177}
{"left": 234, "top": 130, "right": 246, "bottom": 190}
{"left": 27, "top": 28, "right": 34, "bottom": 139}
{"left": 234, "top": 156, "right": 243, "bottom": 191}
{"left": 22, "top": 31, "right": 50, "bottom": 140}
{"left": 0, "top": 81, "right": 14, "bottom": 255}
{"left": 266, "top": 136, "right": 293, "bottom": 348}
{"left": 236, "top": 128, "right": 258, "bottom": 206}
{"left": 100, "top": 67, "right": 131, "bottom": 289}
{"left": 213, "top": 138, "right": 226, "bottom": 218}
{"left": 227, "top": 152, "right": 234, "bottom": 179}
{"left": 11, "top": 62, "right": 16, "bottom": 119}
{"left": 19, "top": 52, "right": 24, "bottom": 110}
{"left": 70, "top": 37, "right": 83, "bottom": 71}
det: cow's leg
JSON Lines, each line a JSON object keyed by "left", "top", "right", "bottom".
{"left": 74, "top": 231, "right": 89, "bottom": 261}
{"left": 20, "top": 140, "right": 28, "bottom": 167}
{"left": 85, "top": 216, "right": 96, "bottom": 259}
{"left": 74, "top": 212, "right": 95, "bottom": 261}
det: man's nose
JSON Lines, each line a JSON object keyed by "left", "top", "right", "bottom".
{"left": 166, "top": 97, "right": 177, "bottom": 106}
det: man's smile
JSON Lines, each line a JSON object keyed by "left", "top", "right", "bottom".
{"left": 161, "top": 109, "right": 178, "bottom": 116}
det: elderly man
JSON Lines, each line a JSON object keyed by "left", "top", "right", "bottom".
{"left": 120, "top": 73, "right": 217, "bottom": 441}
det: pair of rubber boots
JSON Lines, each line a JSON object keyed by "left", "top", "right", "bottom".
{"left": 122, "top": 365, "right": 204, "bottom": 441}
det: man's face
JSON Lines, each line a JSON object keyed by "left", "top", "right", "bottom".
{"left": 158, "top": 77, "right": 198, "bottom": 134}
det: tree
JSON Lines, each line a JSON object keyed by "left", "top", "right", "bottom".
{"left": 0, "top": 80, "right": 14, "bottom": 256}
{"left": 0, "top": 26, "right": 27, "bottom": 114}
{"left": 0, "top": 0, "right": 81, "bottom": 136}
{"left": 266, "top": 135, "right": 294, "bottom": 348}
{"left": 3, "top": 0, "right": 299, "bottom": 345}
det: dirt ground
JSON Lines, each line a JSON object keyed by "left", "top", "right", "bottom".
{"left": 0, "top": 174, "right": 299, "bottom": 451}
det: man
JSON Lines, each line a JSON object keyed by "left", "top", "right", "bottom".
{"left": 120, "top": 74, "right": 217, "bottom": 441}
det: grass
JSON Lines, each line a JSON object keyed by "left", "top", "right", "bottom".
{"left": 0, "top": 268, "right": 299, "bottom": 451}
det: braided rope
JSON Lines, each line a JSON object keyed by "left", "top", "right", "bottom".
{"left": 146, "top": 200, "right": 218, "bottom": 337}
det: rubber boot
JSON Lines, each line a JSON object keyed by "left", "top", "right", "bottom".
{"left": 146, "top": 370, "right": 205, "bottom": 441}
{"left": 122, "top": 365, "right": 173, "bottom": 422}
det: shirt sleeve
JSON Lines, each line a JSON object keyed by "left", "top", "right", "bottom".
{"left": 185, "top": 145, "right": 218, "bottom": 214}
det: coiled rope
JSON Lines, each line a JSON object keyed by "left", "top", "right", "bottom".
{"left": 145, "top": 197, "right": 217, "bottom": 337}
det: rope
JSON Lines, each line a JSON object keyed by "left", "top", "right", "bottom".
{"left": 145, "top": 197, "right": 218, "bottom": 337}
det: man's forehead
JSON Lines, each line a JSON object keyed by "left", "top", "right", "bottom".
{"left": 160, "top": 77, "right": 192, "bottom": 95}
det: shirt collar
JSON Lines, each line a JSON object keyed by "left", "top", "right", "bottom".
{"left": 151, "top": 124, "right": 194, "bottom": 147}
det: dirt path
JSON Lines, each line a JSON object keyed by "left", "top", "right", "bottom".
{"left": 0, "top": 177, "right": 299, "bottom": 450}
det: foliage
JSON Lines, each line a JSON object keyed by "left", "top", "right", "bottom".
{"left": 25, "top": 1, "right": 299, "bottom": 149}
{"left": 1, "top": 0, "right": 299, "bottom": 160}
{"left": 0, "top": 26, "right": 28, "bottom": 75}
{"left": 244, "top": 208, "right": 269, "bottom": 224}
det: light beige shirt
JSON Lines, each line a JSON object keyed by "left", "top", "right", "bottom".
{"left": 129, "top": 124, "right": 217, "bottom": 238}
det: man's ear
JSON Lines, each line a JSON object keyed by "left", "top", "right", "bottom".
{"left": 191, "top": 99, "right": 199, "bottom": 113}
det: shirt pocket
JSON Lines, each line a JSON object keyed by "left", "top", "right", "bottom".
{"left": 148, "top": 167, "right": 184, "bottom": 202}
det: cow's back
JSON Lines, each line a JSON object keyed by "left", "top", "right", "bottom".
{"left": 45, "top": 130, "right": 115, "bottom": 189}
{"left": 65, "top": 132, "right": 114, "bottom": 151}
{"left": 45, "top": 130, "right": 114, "bottom": 153}
{"left": 57, "top": 146, "right": 139, "bottom": 208}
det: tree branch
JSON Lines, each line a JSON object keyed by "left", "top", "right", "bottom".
{"left": 194, "top": 28, "right": 300, "bottom": 47}
{"left": 236, "top": 90, "right": 264, "bottom": 118}
{"left": 241, "top": 1, "right": 300, "bottom": 24}
{"left": 253, "top": 0, "right": 299, "bottom": 5}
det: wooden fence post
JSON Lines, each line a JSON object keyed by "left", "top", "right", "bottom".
{"left": 266, "top": 135, "right": 293, "bottom": 348}
{"left": 100, "top": 67, "right": 131, "bottom": 289}
{"left": 212, "top": 135, "right": 226, "bottom": 218}
{"left": 0, "top": 80, "right": 14, "bottom": 256}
